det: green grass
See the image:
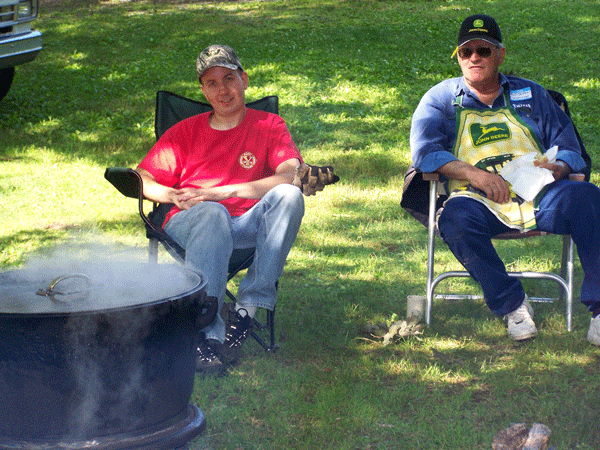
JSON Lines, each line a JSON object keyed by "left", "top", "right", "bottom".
{"left": 2, "top": 0, "right": 600, "bottom": 448}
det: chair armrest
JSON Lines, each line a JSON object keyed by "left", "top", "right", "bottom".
{"left": 424, "top": 171, "right": 584, "bottom": 183}
{"left": 568, "top": 173, "right": 585, "bottom": 182}
{"left": 104, "top": 167, "right": 143, "bottom": 200}
{"left": 423, "top": 171, "right": 584, "bottom": 240}
{"left": 422, "top": 172, "right": 440, "bottom": 182}
{"left": 104, "top": 167, "right": 156, "bottom": 231}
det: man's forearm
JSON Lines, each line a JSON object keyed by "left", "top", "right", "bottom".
{"left": 227, "top": 173, "right": 294, "bottom": 199}
{"left": 135, "top": 168, "right": 178, "bottom": 204}
{"left": 229, "top": 158, "right": 298, "bottom": 199}
{"left": 437, "top": 160, "right": 511, "bottom": 204}
{"left": 437, "top": 160, "right": 483, "bottom": 182}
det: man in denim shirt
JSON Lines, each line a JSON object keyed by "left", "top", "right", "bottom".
{"left": 410, "top": 14, "right": 600, "bottom": 343}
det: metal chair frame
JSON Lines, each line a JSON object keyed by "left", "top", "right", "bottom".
{"left": 424, "top": 172, "right": 576, "bottom": 331}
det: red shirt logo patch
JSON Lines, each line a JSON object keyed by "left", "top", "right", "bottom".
{"left": 239, "top": 151, "right": 256, "bottom": 169}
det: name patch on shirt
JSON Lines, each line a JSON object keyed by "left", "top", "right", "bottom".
{"left": 510, "top": 87, "right": 532, "bottom": 102}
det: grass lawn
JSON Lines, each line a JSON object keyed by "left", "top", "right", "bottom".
{"left": 1, "top": 0, "right": 600, "bottom": 448}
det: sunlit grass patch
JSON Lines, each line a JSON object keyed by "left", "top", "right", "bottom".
{"left": 2, "top": 0, "right": 600, "bottom": 448}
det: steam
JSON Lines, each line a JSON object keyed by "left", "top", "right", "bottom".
{"left": 66, "top": 307, "right": 153, "bottom": 438}
{"left": 11, "top": 240, "right": 200, "bottom": 312}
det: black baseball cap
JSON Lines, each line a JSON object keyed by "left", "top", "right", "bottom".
{"left": 452, "top": 14, "right": 502, "bottom": 57}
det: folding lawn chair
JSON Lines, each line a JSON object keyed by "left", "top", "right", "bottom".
{"left": 105, "top": 91, "right": 282, "bottom": 351}
{"left": 401, "top": 89, "right": 592, "bottom": 332}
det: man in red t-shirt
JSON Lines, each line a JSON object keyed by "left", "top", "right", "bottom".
{"left": 137, "top": 45, "right": 305, "bottom": 375}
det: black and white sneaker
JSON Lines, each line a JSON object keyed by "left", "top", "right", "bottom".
{"left": 217, "top": 306, "right": 253, "bottom": 365}
{"left": 196, "top": 333, "right": 226, "bottom": 376}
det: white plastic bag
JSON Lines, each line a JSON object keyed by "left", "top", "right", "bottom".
{"left": 499, "top": 146, "right": 558, "bottom": 201}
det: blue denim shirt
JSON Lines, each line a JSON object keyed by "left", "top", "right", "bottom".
{"left": 410, "top": 74, "right": 587, "bottom": 174}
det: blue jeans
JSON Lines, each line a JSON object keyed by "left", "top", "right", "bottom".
{"left": 165, "top": 184, "right": 305, "bottom": 342}
{"left": 438, "top": 179, "right": 600, "bottom": 316}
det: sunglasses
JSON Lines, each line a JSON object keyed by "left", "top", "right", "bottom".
{"left": 457, "top": 46, "right": 494, "bottom": 59}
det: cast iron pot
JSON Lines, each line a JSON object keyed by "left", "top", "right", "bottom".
{"left": 0, "top": 261, "right": 216, "bottom": 449}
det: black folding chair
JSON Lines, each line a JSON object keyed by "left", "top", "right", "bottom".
{"left": 401, "top": 89, "right": 591, "bottom": 332}
{"left": 105, "top": 91, "right": 282, "bottom": 351}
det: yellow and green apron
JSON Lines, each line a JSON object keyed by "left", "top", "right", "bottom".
{"left": 448, "top": 93, "right": 545, "bottom": 230}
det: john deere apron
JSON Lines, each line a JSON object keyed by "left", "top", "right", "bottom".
{"left": 448, "top": 92, "right": 545, "bottom": 230}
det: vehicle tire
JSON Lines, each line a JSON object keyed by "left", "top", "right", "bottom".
{"left": 0, "top": 67, "right": 16, "bottom": 102}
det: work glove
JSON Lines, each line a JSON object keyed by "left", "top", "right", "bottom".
{"left": 292, "top": 163, "right": 340, "bottom": 196}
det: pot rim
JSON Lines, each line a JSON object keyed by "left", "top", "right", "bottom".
{"left": 0, "top": 264, "right": 207, "bottom": 318}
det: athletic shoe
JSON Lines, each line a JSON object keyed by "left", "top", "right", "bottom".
{"left": 217, "top": 306, "right": 253, "bottom": 365}
{"left": 196, "top": 333, "right": 226, "bottom": 376}
{"left": 504, "top": 296, "right": 538, "bottom": 341}
{"left": 587, "top": 315, "right": 600, "bottom": 346}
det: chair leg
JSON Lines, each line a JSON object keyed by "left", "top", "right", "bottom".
{"left": 559, "top": 235, "right": 569, "bottom": 301}
{"left": 561, "top": 235, "right": 575, "bottom": 332}
{"left": 250, "top": 308, "right": 278, "bottom": 352}
{"left": 225, "top": 288, "right": 236, "bottom": 303}
{"left": 425, "top": 179, "right": 439, "bottom": 326}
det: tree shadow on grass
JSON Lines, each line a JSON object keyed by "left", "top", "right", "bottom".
{"left": 4, "top": 0, "right": 598, "bottom": 171}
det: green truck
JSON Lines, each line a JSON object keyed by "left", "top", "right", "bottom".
{"left": 0, "top": 0, "right": 42, "bottom": 101}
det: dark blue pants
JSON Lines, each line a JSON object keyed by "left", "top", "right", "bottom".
{"left": 438, "top": 179, "right": 600, "bottom": 316}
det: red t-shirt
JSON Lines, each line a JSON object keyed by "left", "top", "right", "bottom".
{"left": 138, "top": 108, "right": 302, "bottom": 224}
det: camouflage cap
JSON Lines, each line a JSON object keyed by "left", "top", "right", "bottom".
{"left": 196, "top": 45, "right": 244, "bottom": 80}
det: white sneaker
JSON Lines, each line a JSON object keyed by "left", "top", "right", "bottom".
{"left": 505, "top": 297, "right": 537, "bottom": 341}
{"left": 587, "top": 315, "right": 600, "bottom": 346}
